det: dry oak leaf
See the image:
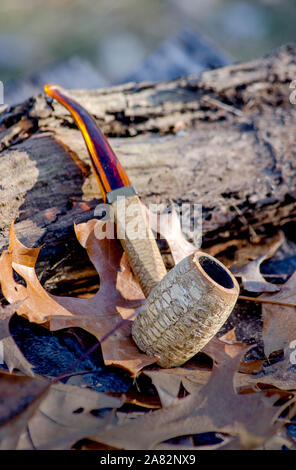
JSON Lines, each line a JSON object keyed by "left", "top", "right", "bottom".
{"left": 142, "top": 354, "right": 213, "bottom": 408}
{"left": 0, "top": 221, "right": 157, "bottom": 375}
{"left": 143, "top": 369, "right": 187, "bottom": 408}
{"left": 206, "top": 231, "right": 286, "bottom": 270}
{"left": 92, "top": 352, "right": 291, "bottom": 450}
{"left": 259, "top": 271, "right": 296, "bottom": 357}
{"left": 202, "top": 329, "right": 264, "bottom": 374}
{"left": 230, "top": 231, "right": 284, "bottom": 293}
{"left": 202, "top": 329, "right": 248, "bottom": 364}
{"left": 114, "top": 390, "right": 161, "bottom": 409}
{"left": 233, "top": 353, "right": 296, "bottom": 392}
{"left": 143, "top": 334, "right": 261, "bottom": 408}
{"left": 0, "top": 301, "right": 34, "bottom": 377}
{"left": 147, "top": 204, "right": 199, "bottom": 265}
{"left": 18, "top": 382, "right": 124, "bottom": 450}
{"left": 0, "top": 370, "right": 50, "bottom": 450}
{"left": 143, "top": 365, "right": 211, "bottom": 407}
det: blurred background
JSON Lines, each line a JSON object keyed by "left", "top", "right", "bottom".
{"left": 1, "top": 0, "right": 296, "bottom": 105}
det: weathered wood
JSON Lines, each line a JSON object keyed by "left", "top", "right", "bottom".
{"left": 1, "top": 45, "right": 296, "bottom": 294}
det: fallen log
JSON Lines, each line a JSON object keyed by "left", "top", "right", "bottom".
{"left": 1, "top": 44, "right": 296, "bottom": 295}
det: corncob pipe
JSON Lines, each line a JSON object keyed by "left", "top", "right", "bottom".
{"left": 112, "top": 193, "right": 167, "bottom": 297}
{"left": 44, "top": 84, "right": 239, "bottom": 368}
{"left": 132, "top": 251, "right": 239, "bottom": 367}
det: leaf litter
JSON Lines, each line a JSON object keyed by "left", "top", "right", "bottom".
{"left": 0, "top": 221, "right": 156, "bottom": 375}
{"left": 230, "top": 230, "right": 284, "bottom": 293}
{"left": 0, "top": 209, "right": 296, "bottom": 449}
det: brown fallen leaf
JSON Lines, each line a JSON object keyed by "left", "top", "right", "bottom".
{"left": 143, "top": 370, "right": 184, "bottom": 407}
{"left": 143, "top": 339, "right": 262, "bottom": 405}
{"left": 92, "top": 351, "right": 292, "bottom": 450}
{"left": 259, "top": 427, "right": 295, "bottom": 450}
{"left": 204, "top": 329, "right": 263, "bottom": 374}
{"left": 0, "top": 226, "right": 72, "bottom": 324}
{"left": 230, "top": 231, "right": 284, "bottom": 293}
{"left": 0, "top": 371, "right": 50, "bottom": 450}
{"left": 116, "top": 390, "right": 161, "bottom": 409}
{"left": 235, "top": 353, "right": 296, "bottom": 391}
{"left": 202, "top": 329, "right": 248, "bottom": 364}
{"left": 18, "top": 382, "right": 124, "bottom": 450}
{"left": 217, "top": 428, "right": 295, "bottom": 450}
{"left": 0, "top": 302, "right": 34, "bottom": 377}
{"left": 260, "top": 271, "right": 296, "bottom": 357}
{"left": 142, "top": 331, "right": 259, "bottom": 400}
{"left": 0, "top": 221, "right": 157, "bottom": 375}
{"left": 142, "top": 354, "right": 213, "bottom": 407}
{"left": 144, "top": 366, "right": 211, "bottom": 405}
{"left": 147, "top": 204, "right": 199, "bottom": 264}
{"left": 206, "top": 232, "right": 287, "bottom": 270}
{"left": 238, "top": 359, "right": 264, "bottom": 374}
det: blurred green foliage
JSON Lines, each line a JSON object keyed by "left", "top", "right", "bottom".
{"left": 0, "top": 0, "right": 295, "bottom": 83}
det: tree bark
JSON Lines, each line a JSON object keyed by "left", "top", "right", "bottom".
{"left": 1, "top": 44, "right": 296, "bottom": 295}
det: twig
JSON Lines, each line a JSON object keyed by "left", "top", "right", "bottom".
{"left": 231, "top": 204, "right": 260, "bottom": 243}
{"left": 201, "top": 95, "right": 244, "bottom": 117}
{"left": 239, "top": 295, "right": 296, "bottom": 308}
{"left": 51, "top": 310, "right": 138, "bottom": 386}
